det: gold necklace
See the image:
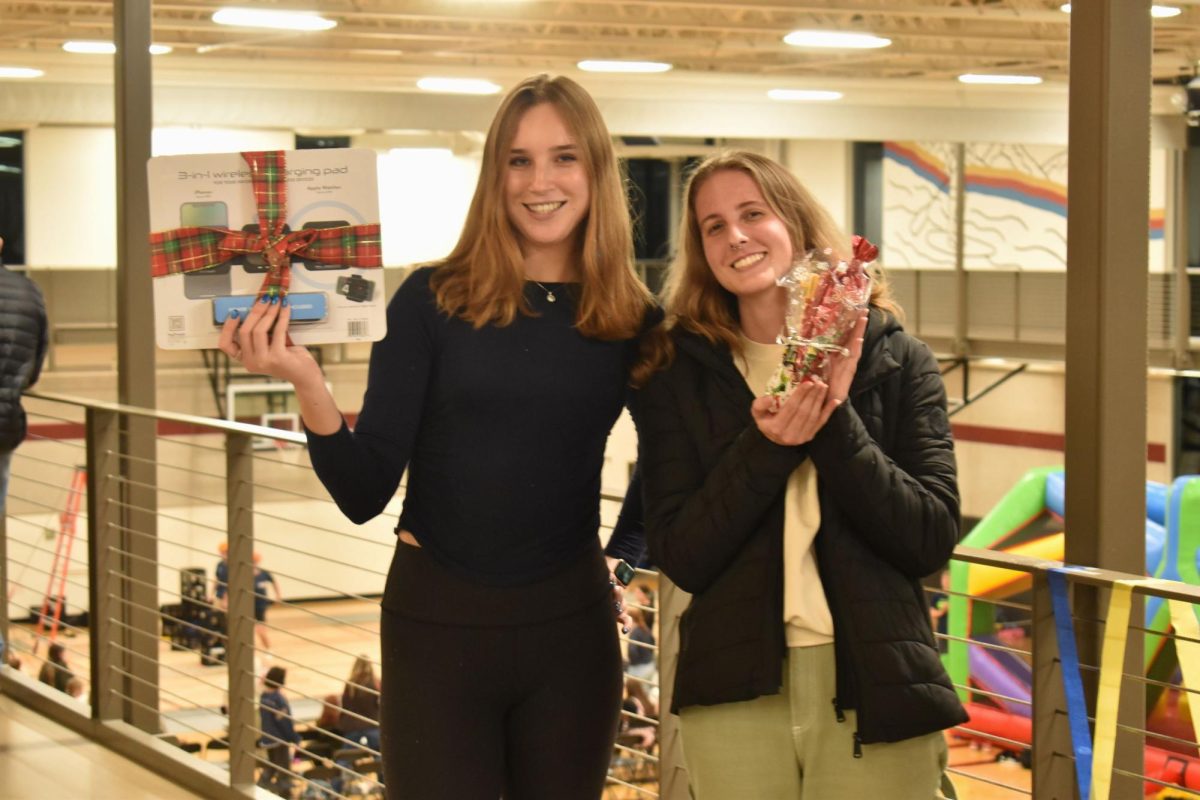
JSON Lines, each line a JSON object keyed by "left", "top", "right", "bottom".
{"left": 531, "top": 280, "right": 557, "bottom": 303}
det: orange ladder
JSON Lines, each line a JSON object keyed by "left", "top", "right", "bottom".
{"left": 33, "top": 464, "right": 86, "bottom": 654}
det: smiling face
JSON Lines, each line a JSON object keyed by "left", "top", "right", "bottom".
{"left": 504, "top": 102, "right": 591, "bottom": 270}
{"left": 692, "top": 168, "right": 796, "bottom": 302}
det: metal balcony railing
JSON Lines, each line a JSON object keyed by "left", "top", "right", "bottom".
{"left": 5, "top": 389, "right": 1199, "bottom": 800}
{"left": 1, "top": 390, "right": 659, "bottom": 799}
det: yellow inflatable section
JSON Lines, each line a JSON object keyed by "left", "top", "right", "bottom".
{"left": 967, "top": 532, "right": 1064, "bottom": 599}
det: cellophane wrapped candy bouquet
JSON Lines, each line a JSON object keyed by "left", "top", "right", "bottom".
{"left": 766, "top": 235, "right": 877, "bottom": 408}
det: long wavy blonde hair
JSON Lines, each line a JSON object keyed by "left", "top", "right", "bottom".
{"left": 632, "top": 150, "right": 901, "bottom": 386}
{"left": 429, "top": 74, "right": 651, "bottom": 340}
{"left": 345, "top": 654, "right": 378, "bottom": 701}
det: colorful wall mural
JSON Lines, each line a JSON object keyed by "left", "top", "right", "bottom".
{"left": 881, "top": 141, "right": 958, "bottom": 269}
{"left": 882, "top": 141, "right": 1167, "bottom": 272}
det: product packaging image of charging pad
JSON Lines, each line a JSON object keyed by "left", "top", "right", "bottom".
{"left": 148, "top": 148, "right": 387, "bottom": 350}
{"left": 336, "top": 275, "right": 376, "bottom": 303}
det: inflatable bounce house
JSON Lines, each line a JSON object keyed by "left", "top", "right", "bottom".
{"left": 946, "top": 467, "right": 1200, "bottom": 795}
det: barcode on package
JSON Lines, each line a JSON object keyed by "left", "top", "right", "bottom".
{"left": 347, "top": 319, "right": 368, "bottom": 338}
{"left": 168, "top": 315, "right": 186, "bottom": 333}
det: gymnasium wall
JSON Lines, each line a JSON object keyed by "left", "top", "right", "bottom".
{"left": 2, "top": 89, "right": 1184, "bottom": 618}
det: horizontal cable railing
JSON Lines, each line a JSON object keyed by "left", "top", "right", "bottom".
{"left": 15, "top": 390, "right": 1200, "bottom": 800}
{"left": 2, "top": 391, "right": 660, "bottom": 800}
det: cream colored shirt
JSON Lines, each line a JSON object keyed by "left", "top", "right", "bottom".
{"left": 736, "top": 334, "right": 835, "bottom": 647}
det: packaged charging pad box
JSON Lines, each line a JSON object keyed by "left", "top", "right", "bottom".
{"left": 148, "top": 148, "right": 387, "bottom": 349}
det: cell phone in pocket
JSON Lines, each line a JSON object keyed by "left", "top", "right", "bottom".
{"left": 180, "top": 202, "right": 231, "bottom": 299}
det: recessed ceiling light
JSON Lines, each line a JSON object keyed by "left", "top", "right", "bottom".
{"left": 416, "top": 77, "right": 502, "bottom": 95}
{"left": 1060, "top": 3, "right": 1181, "bottom": 16}
{"left": 958, "top": 73, "right": 1043, "bottom": 85}
{"left": 62, "top": 41, "right": 172, "bottom": 55}
{"left": 63, "top": 41, "right": 116, "bottom": 54}
{"left": 577, "top": 60, "right": 672, "bottom": 74}
{"left": 212, "top": 7, "right": 337, "bottom": 31}
{"left": 767, "top": 89, "right": 843, "bottom": 102}
{"left": 0, "top": 66, "right": 44, "bottom": 79}
{"left": 783, "top": 30, "right": 892, "bottom": 49}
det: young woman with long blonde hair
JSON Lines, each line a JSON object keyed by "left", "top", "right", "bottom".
{"left": 220, "top": 74, "right": 653, "bottom": 797}
{"left": 339, "top": 654, "right": 381, "bottom": 752}
{"left": 632, "top": 151, "right": 966, "bottom": 799}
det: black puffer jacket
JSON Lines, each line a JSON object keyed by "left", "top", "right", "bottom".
{"left": 632, "top": 308, "right": 968, "bottom": 745}
{"left": 0, "top": 266, "right": 48, "bottom": 451}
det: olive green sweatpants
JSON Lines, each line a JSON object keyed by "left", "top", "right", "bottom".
{"left": 679, "top": 644, "right": 954, "bottom": 800}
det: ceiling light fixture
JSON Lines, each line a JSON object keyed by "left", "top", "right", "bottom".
{"left": 958, "top": 73, "right": 1044, "bottom": 85}
{"left": 1060, "top": 3, "right": 1181, "bottom": 17}
{"left": 0, "top": 66, "right": 44, "bottom": 79}
{"left": 416, "top": 77, "right": 502, "bottom": 95}
{"left": 783, "top": 30, "right": 891, "bottom": 49}
{"left": 63, "top": 41, "right": 115, "bottom": 54}
{"left": 577, "top": 60, "right": 672, "bottom": 74}
{"left": 62, "top": 41, "right": 172, "bottom": 55}
{"left": 767, "top": 88, "right": 843, "bottom": 101}
{"left": 212, "top": 7, "right": 337, "bottom": 31}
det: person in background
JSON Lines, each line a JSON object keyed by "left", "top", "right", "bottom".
{"left": 37, "top": 642, "right": 73, "bottom": 693}
{"left": 259, "top": 665, "right": 302, "bottom": 797}
{"left": 625, "top": 606, "right": 656, "bottom": 681}
{"left": 65, "top": 676, "right": 86, "bottom": 704}
{"left": 314, "top": 692, "right": 343, "bottom": 740}
{"left": 630, "top": 583, "right": 656, "bottom": 629}
{"left": 620, "top": 675, "right": 659, "bottom": 751}
{"left": 631, "top": 151, "right": 966, "bottom": 799}
{"left": 0, "top": 234, "right": 49, "bottom": 516}
{"left": 212, "top": 541, "right": 229, "bottom": 611}
{"left": 0, "top": 628, "right": 20, "bottom": 671}
{"left": 339, "top": 654, "right": 381, "bottom": 753}
{"left": 219, "top": 73, "right": 652, "bottom": 798}
{"left": 252, "top": 552, "right": 282, "bottom": 650}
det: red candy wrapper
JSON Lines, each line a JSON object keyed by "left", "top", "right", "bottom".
{"left": 767, "top": 235, "right": 876, "bottom": 406}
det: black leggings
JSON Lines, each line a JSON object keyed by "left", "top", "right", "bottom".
{"left": 380, "top": 596, "right": 623, "bottom": 799}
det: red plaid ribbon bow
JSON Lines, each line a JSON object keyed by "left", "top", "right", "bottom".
{"left": 148, "top": 150, "right": 382, "bottom": 299}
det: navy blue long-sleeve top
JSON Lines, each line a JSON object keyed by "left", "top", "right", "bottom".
{"left": 259, "top": 690, "right": 300, "bottom": 747}
{"left": 307, "top": 267, "right": 645, "bottom": 588}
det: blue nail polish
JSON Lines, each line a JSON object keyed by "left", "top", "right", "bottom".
{"left": 281, "top": 297, "right": 289, "bottom": 308}
{"left": 229, "top": 309, "right": 240, "bottom": 320}
{"left": 260, "top": 295, "right": 269, "bottom": 304}
{"left": 272, "top": 295, "right": 280, "bottom": 305}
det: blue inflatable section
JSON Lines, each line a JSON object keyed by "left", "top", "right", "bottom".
{"left": 1043, "top": 470, "right": 1167, "bottom": 578}
{"left": 1149, "top": 482, "right": 1168, "bottom": 526}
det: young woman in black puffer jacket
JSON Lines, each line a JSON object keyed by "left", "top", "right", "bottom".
{"left": 630, "top": 151, "right": 967, "bottom": 800}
